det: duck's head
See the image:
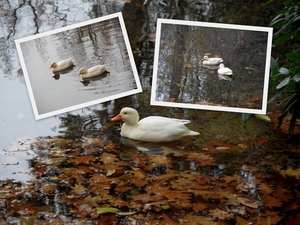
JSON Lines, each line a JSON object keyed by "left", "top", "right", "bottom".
{"left": 111, "top": 107, "right": 139, "bottom": 125}
{"left": 218, "top": 63, "right": 225, "bottom": 68}
{"left": 50, "top": 62, "right": 57, "bottom": 69}
{"left": 201, "top": 56, "right": 209, "bottom": 61}
{"left": 78, "top": 68, "right": 87, "bottom": 76}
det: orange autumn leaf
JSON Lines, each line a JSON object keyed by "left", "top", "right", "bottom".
{"left": 237, "top": 197, "right": 260, "bottom": 208}
{"left": 161, "top": 213, "right": 178, "bottom": 225}
{"left": 179, "top": 214, "right": 216, "bottom": 225}
{"left": 193, "top": 202, "right": 208, "bottom": 212}
{"left": 114, "top": 184, "right": 131, "bottom": 193}
{"left": 131, "top": 153, "right": 147, "bottom": 167}
{"left": 255, "top": 211, "right": 283, "bottom": 225}
{"left": 105, "top": 141, "right": 119, "bottom": 151}
{"left": 249, "top": 137, "right": 268, "bottom": 145}
{"left": 130, "top": 178, "right": 147, "bottom": 187}
{"left": 72, "top": 184, "right": 86, "bottom": 195}
{"left": 209, "top": 208, "right": 234, "bottom": 220}
{"left": 100, "top": 152, "right": 119, "bottom": 164}
{"left": 210, "top": 139, "right": 232, "bottom": 148}
{"left": 260, "top": 195, "right": 282, "bottom": 208}
{"left": 71, "top": 155, "right": 96, "bottom": 164}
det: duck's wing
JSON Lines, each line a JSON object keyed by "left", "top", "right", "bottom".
{"left": 139, "top": 116, "right": 191, "bottom": 136}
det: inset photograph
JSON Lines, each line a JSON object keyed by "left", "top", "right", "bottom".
{"left": 151, "top": 19, "right": 273, "bottom": 114}
{"left": 16, "top": 12, "right": 142, "bottom": 120}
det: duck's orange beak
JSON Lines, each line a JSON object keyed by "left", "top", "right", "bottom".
{"left": 111, "top": 114, "right": 122, "bottom": 121}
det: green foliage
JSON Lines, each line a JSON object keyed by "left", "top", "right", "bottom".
{"left": 268, "top": 0, "right": 300, "bottom": 135}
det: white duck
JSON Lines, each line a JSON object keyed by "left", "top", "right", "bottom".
{"left": 111, "top": 107, "right": 199, "bottom": 142}
{"left": 217, "top": 63, "right": 233, "bottom": 81}
{"left": 201, "top": 56, "right": 223, "bottom": 66}
{"left": 50, "top": 58, "right": 74, "bottom": 73}
{"left": 79, "top": 65, "right": 107, "bottom": 79}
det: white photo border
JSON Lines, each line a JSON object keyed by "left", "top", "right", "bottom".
{"left": 15, "top": 12, "right": 142, "bottom": 120}
{"left": 151, "top": 18, "right": 273, "bottom": 115}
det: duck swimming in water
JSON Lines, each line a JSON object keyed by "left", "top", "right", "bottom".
{"left": 78, "top": 65, "right": 108, "bottom": 79}
{"left": 50, "top": 58, "right": 74, "bottom": 73}
{"left": 111, "top": 107, "right": 199, "bottom": 142}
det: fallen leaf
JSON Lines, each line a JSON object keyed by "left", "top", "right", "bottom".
{"left": 71, "top": 155, "right": 96, "bottom": 164}
{"left": 279, "top": 167, "right": 300, "bottom": 179}
{"left": 209, "top": 208, "right": 234, "bottom": 220}
{"left": 179, "top": 214, "right": 216, "bottom": 225}
{"left": 260, "top": 194, "right": 282, "bottom": 208}
{"left": 237, "top": 197, "right": 259, "bottom": 208}
{"left": 100, "top": 152, "right": 119, "bottom": 164}
{"left": 97, "top": 207, "right": 137, "bottom": 216}
{"left": 106, "top": 169, "right": 116, "bottom": 176}
{"left": 258, "top": 183, "right": 273, "bottom": 194}
{"left": 71, "top": 184, "right": 86, "bottom": 195}
{"left": 193, "top": 202, "right": 208, "bottom": 212}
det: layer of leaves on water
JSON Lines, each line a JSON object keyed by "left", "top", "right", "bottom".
{"left": 0, "top": 135, "right": 300, "bottom": 224}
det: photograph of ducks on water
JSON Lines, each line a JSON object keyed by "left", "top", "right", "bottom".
{"left": 151, "top": 19, "right": 272, "bottom": 114}
{"left": 111, "top": 107, "right": 199, "bottom": 142}
{"left": 15, "top": 13, "right": 141, "bottom": 119}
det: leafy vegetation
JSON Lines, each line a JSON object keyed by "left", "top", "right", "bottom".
{"left": 267, "top": 0, "right": 300, "bottom": 135}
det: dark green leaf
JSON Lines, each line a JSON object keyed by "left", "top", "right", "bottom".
{"left": 268, "top": 86, "right": 287, "bottom": 103}
{"left": 286, "top": 52, "right": 300, "bottom": 61}
{"left": 270, "top": 57, "right": 279, "bottom": 74}
{"left": 274, "top": 30, "right": 294, "bottom": 45}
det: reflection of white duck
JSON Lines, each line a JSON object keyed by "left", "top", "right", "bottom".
{"left": 201, "top": 55, "right": 223, "bottom": 66}
{"left": 50, "top": 58, "right": 74, "bottom": 73}
{"left": 218, "top": 63, "right": 233, "bottom": 81}
{"left": 111, "top": 107, "right": 199, "bottom": 142}
{"left": 79, "top": 65, "right": 107, "bottom": 79}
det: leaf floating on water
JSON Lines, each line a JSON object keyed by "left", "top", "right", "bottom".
{"left": 97, "top": 207, "right": 120, "bottom": 214}
{"left": 215, "top": 146, "right": 230, "bottom": 151}
{"left": 237, "top": 197, "right": 259, "bottom": 208}
{"left": 162, "top": 204, "right": 170, "bottom": 210}
{"left": 209, "top": 208, "right": 234, "bottom": 220}
{"left": 255, "top": 114, "right": 271, "bottom": 122}
{"left": 117, "top": 211, "right": 137, "bottom": 216}
{"left": 136, "top": 146, "right": 149, "bottom": 152}
{"left": 106, "top": 169, "right": 116, "bottom": 176}
{"left": 96, "top": 207, "right": 137, "bottom": 216}
{"left": 100, "top": 152, "right": 118, "bottom": 164}
{"left": 279, "top": 167, "right": 300, "bottom": 179}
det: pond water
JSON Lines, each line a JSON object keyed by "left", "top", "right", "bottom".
{"left": 1, "top": 0, "right": 299, "bottom": 224}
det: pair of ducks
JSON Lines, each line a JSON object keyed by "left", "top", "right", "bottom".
{"left": 50, "top": 58, "right": 108, "bottom": 79}
{"left": 201, "top": 56, "right": 233, "bottom": 81}
{"left": 111, "top": 107, "right": 199, "bottom": 142}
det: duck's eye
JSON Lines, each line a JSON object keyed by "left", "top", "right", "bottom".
{"left": 124, "top": 112, "right": 127, "bottom": 115}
